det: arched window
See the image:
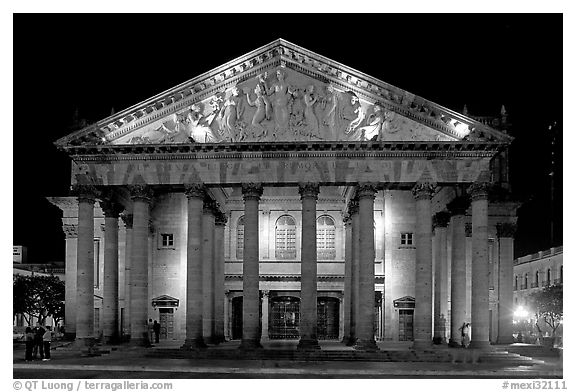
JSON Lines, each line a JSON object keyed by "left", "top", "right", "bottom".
{"left": 514, "top": 275, "right": 518, "bottom": 291}
{"left": 236, "top": 216, "right": 244, "bottom": 260}
{"left": 535, "top": 271, "right": 539, "bottom": 287}
{"left": 547, "top": 268, "right": 551, "bottom": 286}
{"left": 275, "top": 215, "right": 296, "bottom": 259}
{"left": 317, "top": 215, "right": 336, "bottom": 260}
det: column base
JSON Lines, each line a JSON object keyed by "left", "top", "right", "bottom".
{"left": 432, "top": 336, "right": 446, "bottom": 345}
{"left": 297, "top": 338, "right": 321, "bottom": 350}
{"left": 212, "top": 334, "right": 226, "bottom": 344}
{"left": 345, "top": 336, "right": 357, "bottom": 346}
{"left": 181, "top": 338, "right": 207, "bottom": 350}
{"left": 239, "top": 338, "right": 262, "bottom": 350}
{"left": 496, "top": 336, "right": 514, "bottom": 344}
{"left": 469, "top": 340, "right": 492, "bottom": 350}
{"left": 353, "top": 338, "right": 379, "bottom": 351}
{"left": 73, "top": 336, "right": 96, "bottom": 349}
{"left": 412, "top": 339, "right": 433, "bottom": 350}
{"left": 104, "top": 335, "right": 120, "bottom": 345}
{"left": 448, "top": 338, "right": 463, "bottom": 348}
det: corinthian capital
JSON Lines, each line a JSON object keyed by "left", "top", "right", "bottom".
{"left": 71, "top": 184, "right": 99, "bottom": 203}
{"left": 467, "top": 182, "right": 491, "bottom": 201}
{"left": 184, "top": 183, "right": 206, "bottom": 199}
{"left": 496, "top": 222, "right": 517, "bottom": 238}
{"left": 447, "top": 195, "right": 470, "bottom": 216}
{"left": 99, "top": 199, "right": 124, "bottom": 218}
{"left": 242, "top": 183, "right": 263, "bottom": 200}
{"left": 128, "top": 184, "right": 153, "bottom": 202}
{"left": 215, "top": 210, "right": 228, "bottom": 226}
{"left": 412, "top": 182, "right": 436, "bottom": 201}
{"left": 432, "top": 211, "right": 451, "bottom": 229}
{"left": 298, "top": 183, "right": 320, "bottom": 200}
{"left": 465, "top": 222, "right": 472, "bottom": 237}
{"left": 348, "top": 198, "right": 359, "bottom": 215}
{"left": 62, "top": 223, "right": 78, "bottom": 239}
{"left": 120, "top": 213, "right": 133, "bottom": 229}
{"left": 356, "top": 183, "right": 378, "bottom": 200}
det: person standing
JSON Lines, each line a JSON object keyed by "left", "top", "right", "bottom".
{"left": 42, "top": 326, "right": 52, "bottom": 361}
{"left": 461, "top": 322, "right": 471, "bottom": 348}
{"left": 147, "top": 319, "right": 154, "bottom": 346}
{"left": 153, "top": 320, "right": 160, "bottom": 344}
{"left": 24, "top": 327, "right": 34, "bottom": 362}
{"left": 32, "top": 323, "right": 45, "bottom": 359}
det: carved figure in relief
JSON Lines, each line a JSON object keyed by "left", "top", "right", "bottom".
{"left": 218, "top": 87, "right": 244, "bottom": 141}
{"left": 337, "top": 92, "right": 364, "bottom": 139}
{"left": 357, "top": 104, "right": 387, "bottom": 141}
{"left": 303, "top": 85, "right": 321, "bottom": 138}
{"left": 268, "top": 69, "right": 294, "bottom": 130}
{"left": 289, "top": 87, "right": 305, "bottom": 128}
{"left": 245, "top": 84, "right": 269, "bottom": 137}
{"left": 257, "top": 73, "right": 273, "bottom": 121}
{"left": 187, "top": 103, "right": 218, "bottom": 143}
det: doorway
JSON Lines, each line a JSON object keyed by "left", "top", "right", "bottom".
{"left": 158, "top": 308, "right": 175, "bottom": 340}
{"left": 398, "top": 309, "right": 414, "bottom": 341}
{"left": 317, "top": 297, "right": 339, "bottom": 340}
{"left": 270, "top": 296, "right": 300, "bottom": 339}
{"left": 231, "top": 297, "right": 243, "bottom": 340}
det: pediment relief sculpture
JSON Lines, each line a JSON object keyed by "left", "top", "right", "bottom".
{"left": 118, "top": 67, "right": 455, "bottom": 145}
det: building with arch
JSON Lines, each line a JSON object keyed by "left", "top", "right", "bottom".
{"left": 48, "top": 39, "right": 519, "bottom": 351}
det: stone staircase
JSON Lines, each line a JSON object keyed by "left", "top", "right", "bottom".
{"left": 503, "top": 344, "right": 561, "bottom": 358}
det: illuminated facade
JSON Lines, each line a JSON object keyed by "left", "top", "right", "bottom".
{"left": 49, "top": 39, "right": 519, "bottom": 350}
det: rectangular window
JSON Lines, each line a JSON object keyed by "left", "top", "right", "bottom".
{"left": 160, "top": 233, "right": 174, "bottom": 248}
{"left": 400, "top": 232, "right": 413, "bottom": 246}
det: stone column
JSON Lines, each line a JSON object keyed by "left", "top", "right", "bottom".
{"left": 468, "top": 182, "right": 491, "bottom": 349}
{"left": 354, "top": 183, "right": 378, "bottom": 351}
{"left": 73, "top": 185, "right": 98, "bottom": 348}
{"left": 261, "top": 290, "right": 270, "bottom": 341}
{"left": 120, "top": 214, "right": 133, "bottom": 341}
{"left": 128, "top": 185, "right": 152, "bottom": 346}
{"left": 202, "top": 201, "right": 216, "bottom": 343}
{"left": 183, "top": 184, "right": 206, "bottom": 349}
{"left": 412, "top": 182, "right": 435, "bottom": 350}
{"left": 100, "top": 197, "right": 124, "bottom": 344}
{"left": 240, "top": 183, "right": 263, "bottom": 350}
{"left": 497, "top": 222, "right": 517, "bottom": 344}
{"left": 432, "top": 211, "right": 450, "bottom": 343}
{"left": 224, "top": 290, "right": 231, "bottom": 341}
{"left": 342, "top": 214, "right": 353, "bottom": 344}
{"left": 348, "top": 199, "right": 360, "bottom": 346}
{"left": 63, "top": 223, "right": 78, "bottom": 340}
{"left": 298, "top": 183, "right": 320, "bottom": 350}
{"left": 447, "top": 196, "right": 469, "bottom": 347}
{"left": 213, "top": 211, "right": 227, "bottom": 344}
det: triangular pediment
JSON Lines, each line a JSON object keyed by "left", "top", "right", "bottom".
{"left": 56, "top": 39, "right": 512, "bottom": 147}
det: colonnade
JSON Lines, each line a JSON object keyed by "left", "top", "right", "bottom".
{"left": 70, "top": 180, "right": 516, "bottom": 351}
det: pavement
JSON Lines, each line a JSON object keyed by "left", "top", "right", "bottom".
{"left": 12, "top": 340, "right": 563, "bottom": 379}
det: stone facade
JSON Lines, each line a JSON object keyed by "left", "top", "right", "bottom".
{"left": 48, "top": 39, "right": 520, "bottom": 350}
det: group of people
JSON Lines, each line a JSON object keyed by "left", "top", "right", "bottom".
{"left": 460, "top": 322, "right": 471, "bottom": 348}
{"left": 147, "top": 319, "right": 161, "bottom": 345}
{"left": 25, "top": 323, "right": 52, "bottom": 361}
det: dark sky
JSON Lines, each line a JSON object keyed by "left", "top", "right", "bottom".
{"left": 13, "top": 14, "right": 563, "bottom": 262}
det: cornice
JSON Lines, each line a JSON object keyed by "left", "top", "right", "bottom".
{"left": 55, "top": 39, "right": 513, "bottom": 148}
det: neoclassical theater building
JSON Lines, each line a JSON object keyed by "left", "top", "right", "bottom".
{"left": 49, "top": 39, "right": 519, "bottom": 351}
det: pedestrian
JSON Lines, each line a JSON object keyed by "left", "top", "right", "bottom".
{"left": 460, "top": 322, "right": 471, "bottom": 348}
{"left": 32, "top": 323, "right": 45, "bottom": 359}
{"left": 24, "top": 327, "right": 34, "bottom": 362}
{"left": 42, "top": 326, "right": 52, "bottom": 361}
{"left": 147, "top": 318, "right": 154, "bottom": 346}
{"left": 153, "top": 320, "right": 160, "bottom": 343}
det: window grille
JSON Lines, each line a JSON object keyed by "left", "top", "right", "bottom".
{"left": 275, "top": 215, "right": 296, "bottom": 259}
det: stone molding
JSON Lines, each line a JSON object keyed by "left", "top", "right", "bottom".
{"left": 432, "top": 211, "right": 451, "bottom": 229}
{"left": 99, "top": 199, "right": 124, "bottom": 218}
{"left": 184, "top": 183, "right": 206, "bottom": 199}
{"left": 298, "top": 183, "right": 320, "bottom": 200}
{"left": 120, "top": 213, "right": 133, "bottom": 229}
{"left": 347, "top": 198, "right": 359, "bottom": 215}
{"left": 465, "top": 222, "right": 472, "bottom": 237}
{"left": 63, "top": 223, "right": 78, "bottom": 239}
{"left": 412, "top": 182, "right": 436, "bottom": 201}
{"left": 356, "top": 183, "right": 378, "bottom": 200}
{"left": 242, "top": 183, "right": 263, "bottom": 200}
{"left": 128, "top": 184, "right": 153, "bottom": 202}
{"left": 468, "top": 182, "right": 491, "bottom": 201}
{"left": 496, "top": 222, "right": 517, "bottom": 238}
{"left": 447, "top": 195, "right": 470, "bottom": 216}
{"left": 343, "top": 214, "right": 351, "bottom": 225}
{"left": 71, "top": 184, "right": 98, "bottom": 203}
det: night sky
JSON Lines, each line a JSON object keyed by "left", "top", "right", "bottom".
{"left": 13, "top": 14, "right": 563, "bottom": 263}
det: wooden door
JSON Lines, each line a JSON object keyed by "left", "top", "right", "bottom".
{"left": 159, "top": 308, "right": 174, "bottom": 340}
{"left": 398, "top": 309, "right": 414, "bottom": 341}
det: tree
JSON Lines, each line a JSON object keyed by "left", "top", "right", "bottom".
{"left": 530, "top": 284, "right": 563, "bottom": 337}
{"left": 13, "top": 274, "right": 65, "bottom": 326}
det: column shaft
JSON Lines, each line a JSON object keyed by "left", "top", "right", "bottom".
{"left": 202, "top": 209, "right": 215, "bottom": 342}
{"left": 469, "top": 183, "right": 490, "bottom": 349}
{"left": 241, "top": 184, "right": 263, "bottom": 349}
{"left": 412, "top": 183, "right": 435, "bottom": 349}
{"left": 298, "top": 183, "right": 320, "bottom": 350}
{"left": 122, "top": 215, "right": 133, "bottom": 341}
{"left": 213, "top": 217, "right": 227, "bottom": 343}
{"left": 76, "top": 191, "right": 96, "bottom": 347}
{"left": 261, "top": 291, "right": 270, "bottom": 340}
{"left": 183, "top": 185, "right": 206, "bottom": 349}
{"left": 64, "top": 233, "right": 78, "bottom": 340}
{"left": 342, "top": 216, "right": 353, "bottom": 344}
{"left": 449, "top": 214, "right": 467, "bottom": 346}
{"left": 433, "top": 212, "right": 450, "bottom": 343}
{"left": 354, "top": 184, "right": 378, "bottom": 351}
{"left": 497, "top": 223, "right": 516, "bottom": 344}
{"left": 102, "top": 212, "right": 120, "bottom": 343}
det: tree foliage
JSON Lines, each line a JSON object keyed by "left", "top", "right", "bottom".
{"left": 530, "top": 284, "right": 563, "bottom": 336}
{"left": 13, "top": 274, "right": 65, "bottom": 326}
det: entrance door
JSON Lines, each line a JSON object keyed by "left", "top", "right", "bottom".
{"left": 270, "top": 296, "right": 300, "bottom": 339}
{"left": 398, "top": 309, "right": 414, "bottom": 341}
{"left": 158, "top": 308, "right": 174, "bottom": 340}
{"left": 231, "top": 297, "right": 243, "bottom": 340}
{"left": 317, "top": 297, "right": 339, "bottom": 340}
